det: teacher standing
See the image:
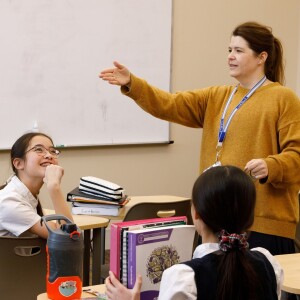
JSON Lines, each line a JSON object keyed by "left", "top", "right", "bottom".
{"left": 100, "top": 21, "right": 300, "bottom": 256}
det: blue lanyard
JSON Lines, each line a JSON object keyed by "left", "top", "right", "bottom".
{"left": 218, "top": 76, "right": 266, "bottom": 145}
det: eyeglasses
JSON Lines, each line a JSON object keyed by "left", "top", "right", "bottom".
{"left": 25, "top": 144, "right": 60, "bottom": 158}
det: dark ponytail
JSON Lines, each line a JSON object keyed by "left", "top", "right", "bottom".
{"left": 217, "top": 248, "right": 264, "bottom": 299}
{"left": 192, "top": 166, "right": 263, "bottom": 300}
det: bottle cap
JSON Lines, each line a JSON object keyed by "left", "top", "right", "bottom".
{"left": 61, "top": 223, "right": 77, "bottom": 233}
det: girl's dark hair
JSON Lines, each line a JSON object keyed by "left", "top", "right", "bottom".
{"left": 192, "top": 165, "right": 261, "bottom": 300}
{"left": 1, "top": 132, "right": 54, "bottom": 216}
{"left": 232, "top": 21, "right": 285, "bottom": 85}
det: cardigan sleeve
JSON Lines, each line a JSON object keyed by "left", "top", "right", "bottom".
{"left": 121, "top": 73, "right": 212, "bottom": 128}
{"left": 266, "top": 106, "right": 300, "bottom": 189}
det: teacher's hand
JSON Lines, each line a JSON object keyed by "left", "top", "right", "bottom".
{"left": 244, "top": 159, "right": 268, "bottom": 180}
{"left": 99, "top": 61, "right": 131, "bottom": 86}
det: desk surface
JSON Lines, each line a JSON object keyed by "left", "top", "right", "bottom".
{"left": 275, "top": 253, "right": 300, "bottom": 294}
{"left": 43, "top": 208, "right": 109, "bottom": 229}
{"left": 44, "top": 195, "right": 189, "bottom": 221}
{"left": 37, "top": 284, "right": 106, "bottom": 299}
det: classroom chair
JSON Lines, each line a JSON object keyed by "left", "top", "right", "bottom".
{"left": 0, "top": 236, "right": 47, "bottom": 300}
{"left": 123, "top": 198, "right": 193, "bottom": 224}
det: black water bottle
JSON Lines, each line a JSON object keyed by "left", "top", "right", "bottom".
{"left": 41, "top": 214, "right": 84, "bottom": 300}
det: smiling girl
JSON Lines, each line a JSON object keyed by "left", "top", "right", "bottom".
{"left": 0, "top": 132, "right": 73, "bottom": 238}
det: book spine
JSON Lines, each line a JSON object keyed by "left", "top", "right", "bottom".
{"left": 127, "top": 232, "right": 137, "bottom": 289}
{"left": 72, "top": 202, "right": 120, "bottom": 209}
{"left": 114, "top": 216, "right": 187, "bottom": 228}
{"left": 121, "top": 230, "right": 129, "bottom": 286}
{"left": 71, "top": 206, "right": 118, "bottom": 216}
{"left": 109, "top": 224, "right": 120, "bottom": 278}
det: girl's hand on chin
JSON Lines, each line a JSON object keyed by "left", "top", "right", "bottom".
{"left": 43, "top": 164, "right": 64, "bottom": 189}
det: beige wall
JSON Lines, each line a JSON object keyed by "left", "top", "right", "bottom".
{"left": 1, "top": 0, "right": 299, "bottom": 208}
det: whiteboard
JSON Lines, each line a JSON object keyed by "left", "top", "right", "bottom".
{"left": 0, "top": 0, "right": 172, "bottom": 149}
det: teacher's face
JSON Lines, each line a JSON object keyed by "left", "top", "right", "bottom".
{"left": 227, "top": 35, "right": 261, "bottom": 83}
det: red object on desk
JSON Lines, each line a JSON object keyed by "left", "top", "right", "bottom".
{"left": 42, "top": 215, "right": 84, "bottom": 300}
{"left": 46, "top": 274, "right": 82, "bottom": 300}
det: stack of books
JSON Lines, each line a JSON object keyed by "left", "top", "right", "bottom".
{"left": 110, "top": 216, "right": 195, "bottom": 299}
{"left": 67, "top": 176, "right": 129, "bottom": 216}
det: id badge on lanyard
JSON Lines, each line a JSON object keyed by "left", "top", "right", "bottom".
{"left": 203, "top": 160, "right": 222, "bottom": 173}
{"left": 203, "top": 76, "right": 266, "bottom": 173}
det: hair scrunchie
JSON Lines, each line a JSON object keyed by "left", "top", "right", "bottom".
{"left": 218, "top": 229, "right": 249, "bottom": 252}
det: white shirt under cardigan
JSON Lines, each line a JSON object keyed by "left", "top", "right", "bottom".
{"left": 158, "top": 243, "right": 284, "bottom": 300}
{"left": 0, "top": 175, "right": 40, "bottom": 237}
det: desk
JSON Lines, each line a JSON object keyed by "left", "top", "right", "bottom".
{"left": 37, "top": 284, "right": 106, "bottom": 299}
{"left": 43, "top": 209, "right": 109, "bottom": 286}
{"left": 275, "top": 253, "right": 300, "bottom": 294}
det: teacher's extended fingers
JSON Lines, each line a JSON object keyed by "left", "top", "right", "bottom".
{"left": 99, "top": 69, "right": 115, "bottom": 80}
{"left": 100, "top": 76, "right": 119, "bottom": 85}
{"left": 99, "top": 70, "right": 127, "bottom": 86}
{"left": 100, "top": 67, "right": 115, "bottom": 74}
{"left": 99, "top": 73, "right": 121, "bottom": 86}
{"left": 113, "top": 61, "right": 125, "bottom": 69}
{"left": 99, "top": 61, "right": 126, "bottom": 78}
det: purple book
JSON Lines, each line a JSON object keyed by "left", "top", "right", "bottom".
{"left": 127, "top": 225, "right": 195, "bottom": 300}
{"left": 109, "top": 216, "right": 187, "bottom": 281}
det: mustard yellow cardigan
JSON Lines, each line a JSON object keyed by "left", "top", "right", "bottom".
{"left": 121, "top": 74, "right": 300, "bottom": 239}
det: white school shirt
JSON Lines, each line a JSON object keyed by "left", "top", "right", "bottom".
{"left": 158, "top": 243, "right": 284, "bottom": 300}
{"left": 0, "top": 175, "right": 41, "bottom": 237}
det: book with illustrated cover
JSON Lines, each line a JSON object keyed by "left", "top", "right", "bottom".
{"left": 127, "top": 224, "right": 195, "bottom": 300}
{"left": 109, "top": 216, "right": 188, "bottom": 282}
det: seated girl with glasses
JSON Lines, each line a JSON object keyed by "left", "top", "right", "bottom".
{"left": 0, "top": 132, "right": 73, "bottom": 238}
{"left": 105, "top": 165, "right": 283, "bottom": 300}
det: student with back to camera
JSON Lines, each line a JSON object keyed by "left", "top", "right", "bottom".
{"left": 0, "top": 132, "right": 73, "bottom": 238}
{"left": 99, "top": 21, "right": 300, "bottom": 257}
{"left": 105, "top": 165, "right": 283, "bottom": 300}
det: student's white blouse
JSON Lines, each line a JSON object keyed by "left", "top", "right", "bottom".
{"left": 0, "top": 175, "right": 40, "bottom": 237}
